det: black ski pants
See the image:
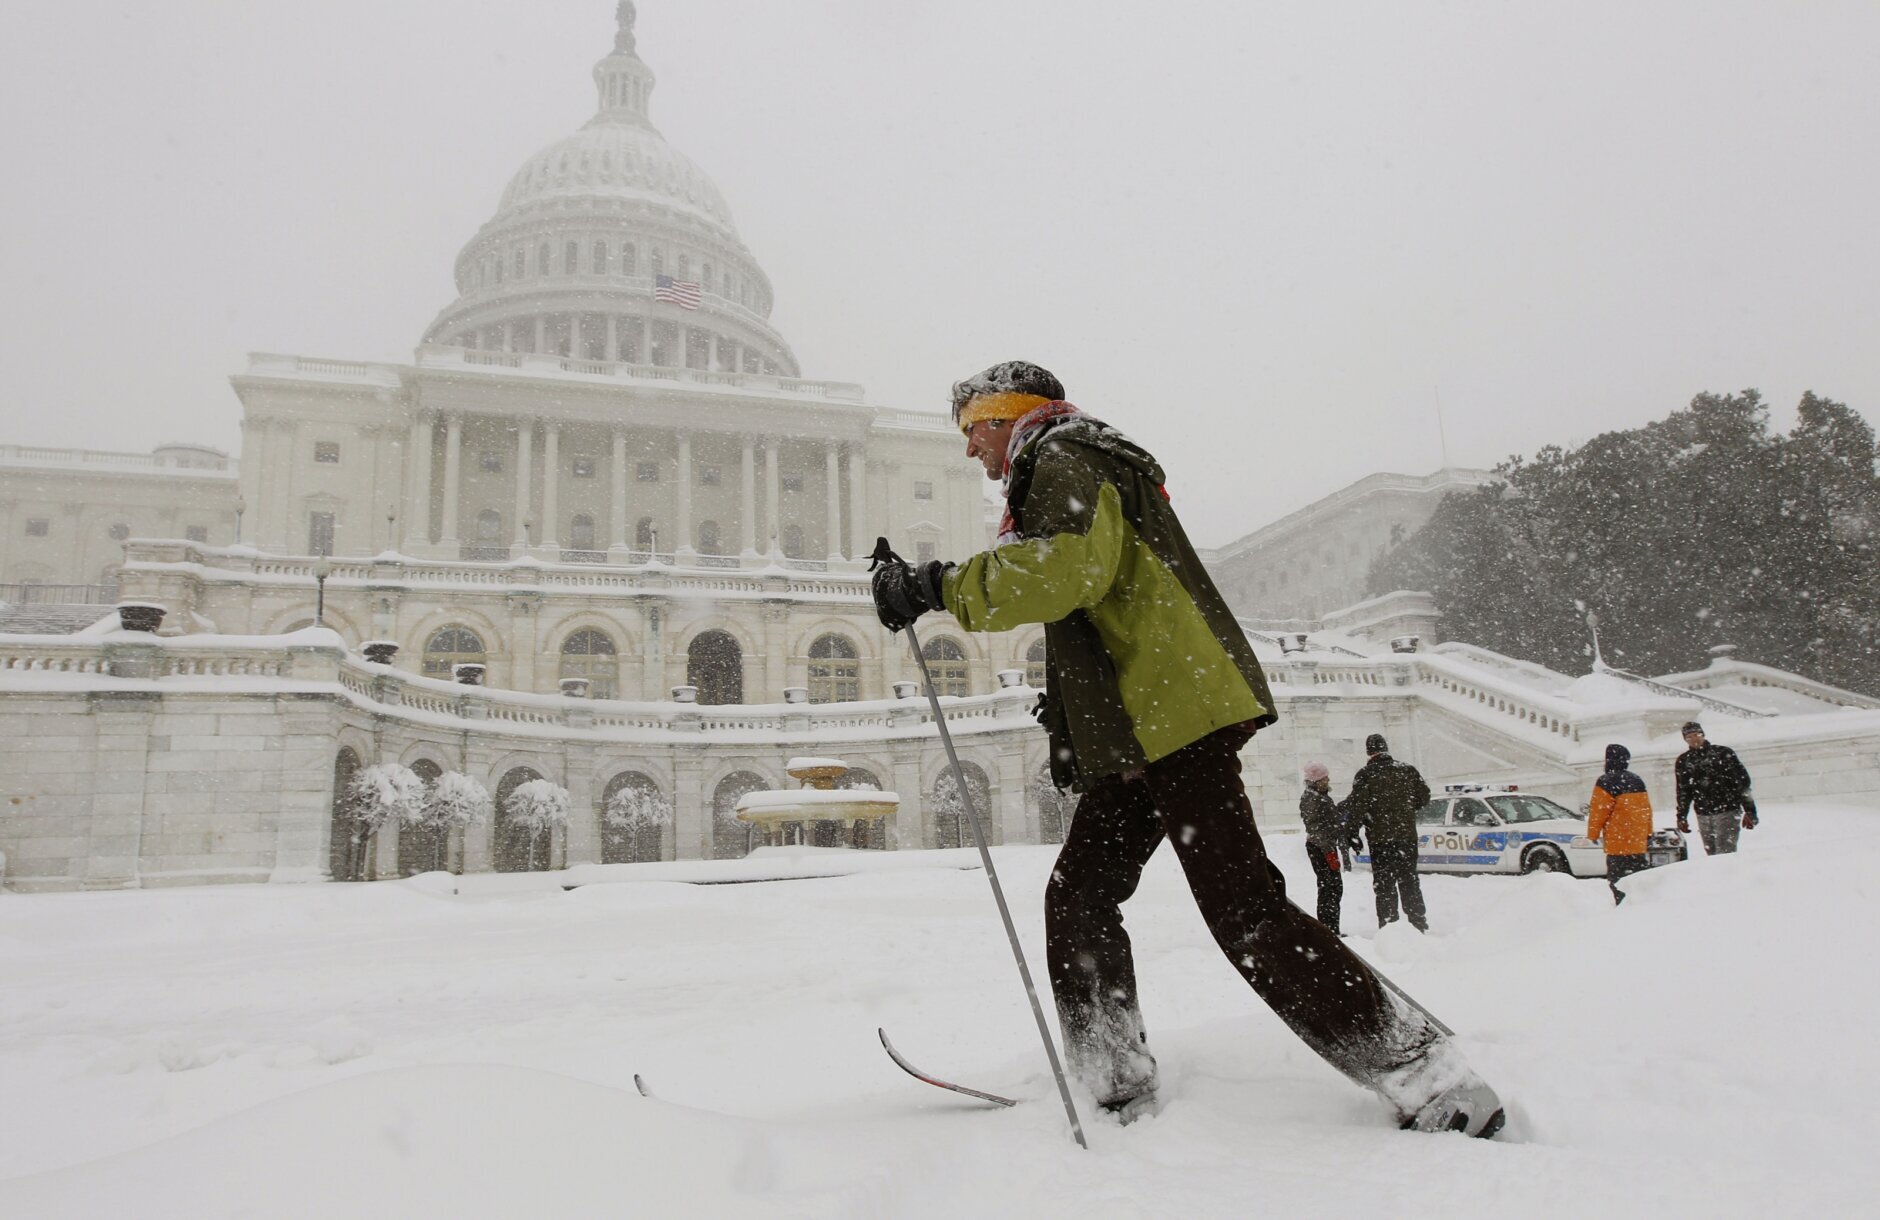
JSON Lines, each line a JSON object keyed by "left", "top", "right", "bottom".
{"left": 1306, "top": 842, "right": 1343, "bottom": 933}
{"left": 1368, "top": 838, "right": 1428, "bottom": 931}
{"left": 1045, "top": 727, "right": 1431, "bottom": 1104}
{"left": 1606, "top": 853, "right": 1651, "bottom": 904}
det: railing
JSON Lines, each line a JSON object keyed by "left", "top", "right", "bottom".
{"left": 410, "top": 346, "right": 868, "bottom": 403}
{"left": 458, "top": 545, "right": 510, "bottom": 562}
{"left": 1600, "top": 665, "right": 1774, "bottom": 719}
{"left": 0, "top": 583, "right": 118, "bottom": 605}
{"left": 1655, "top": 658, "right": 1880, "bottom": 712}
{"left": 0, "top": 445, "right": 236, "bottom": 476}
{"left": 560, "top": 550, "right": 607, "bottom": 565}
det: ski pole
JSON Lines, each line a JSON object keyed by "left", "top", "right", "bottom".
{"left": 874, "top": 542, "right": 1086, "bottom": 1148}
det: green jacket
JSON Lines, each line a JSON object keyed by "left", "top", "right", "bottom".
{"left": 940, "top": 418, "right": 1277, "bottom": 791}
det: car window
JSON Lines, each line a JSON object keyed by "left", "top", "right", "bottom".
{"left": 1453, "top": 798, "right": 1494, "bottom": 827}
{"left": 1414, "top": 800, "right": 1448, "bottom": 826}
{"left": 1487, "top": 794, "right": 1580, "bottom": 823}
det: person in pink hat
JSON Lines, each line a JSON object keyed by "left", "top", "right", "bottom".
{"left": 1299, "top": 762, "right": 1346, "bottom": 934}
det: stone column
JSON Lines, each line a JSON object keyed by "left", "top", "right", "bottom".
{"left": 763, "top": 438, "right": 781, "bottom": 554}
{"left": 502, "top": 319, "right": 516, "bottom": 352}
{"left": 512, "top": 419, "right": 534, "bottom": 552}
{"left": 540, "top": 421, "right": 561, "bottom": 554}
{"left": 825, "top": 444, "right": 844, "bottom": 559}
{"left": 673, "top": 432, "right": 694, "bottom": 557}
{"left": 740, "top": 437, "right": 757, "bottom": 555}
{"left": 564, "top": 744, "right": 599, "bottom": 865}
{"left": 995, "top": 749, "right": 1026, "bottom": 846}
{"left": 87, "top": 693, "right": 157, "bottom": 889}
{"left": 533, "top": 314, "right": 547, "bottom": 354}
{"left": 673, "top": 751, "right": 707, "bottom": 860}
{"left": 847, "top": 445, "right": 866, "bottom": 560}
{"left": 762, "top": 601, "right": 789, "bottom": 702}
{"left": 403, "top": 411, "right": 433, "bottom": 551}
{"left": 439, "top": 414, "right": 463, "bottom": 545}
{"left": 605, "top": 315, "right": 619, "bottom": 363}
{"left": 608, "top": 427, "right": 630, "bottom": 559}
{"left": 680, "top": 325, "right": 691, "bottom": 370}
{"left": 891, "top": 750, "right": 925, "bottom": 851}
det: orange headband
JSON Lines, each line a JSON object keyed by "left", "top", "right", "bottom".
{"left": 957, "top": 392, "right": 1052, "bottom": 433}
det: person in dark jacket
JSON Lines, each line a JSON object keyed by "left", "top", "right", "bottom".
{"left": 1343, "top": 734, "right": 1432, "bottom": 932}
{"left": 1299, "top": 762, "right": 1346, "bottom": 934}
{"left": 870, "top": 361, "right": 1502, "bottom": 1137}
{"left": 1674, "top": 722, "right": 1757, "bottom": 855}
{"left": 1588, "top": 743, "right": 1655, "bottom": 904}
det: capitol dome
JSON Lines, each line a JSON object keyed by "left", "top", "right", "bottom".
{"left": 424, "top": 2, "right": 798, "bottom": 376}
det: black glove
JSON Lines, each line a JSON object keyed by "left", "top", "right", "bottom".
{"left": 870, "top": 555, "right": 949, "bottom": 633}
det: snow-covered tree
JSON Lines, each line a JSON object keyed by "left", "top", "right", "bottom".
{"left": 418, "top": 771, "right": 491, "bottom": 873}
{"left": 603, "top": 782, "right": 672, "bottom": 833}
{"left": 344, "top": 764, "right": 429, "bottom": 880}
{"left": 504, "top": 778, "right": 571, "bottom": 871}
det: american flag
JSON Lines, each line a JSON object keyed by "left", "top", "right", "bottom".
{"left": 654, "top": 274, "right": 702, "bottom": 310}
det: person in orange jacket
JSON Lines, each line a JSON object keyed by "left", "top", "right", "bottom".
{"left": 1587, "top": 743, "right": 1655, "bottom": 904}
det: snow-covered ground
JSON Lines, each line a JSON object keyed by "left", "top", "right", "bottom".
{"left": 1, "top": 805, "right": 1872, "bottom": 1218}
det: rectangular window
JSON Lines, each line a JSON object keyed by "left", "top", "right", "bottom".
{"left": 307, "top": 512, "right": 336, "bottom": 556}
{"left": 913, "top": 481, "right": 934, "bottom": 500}
{"left": 637, "top": 461, "right": 661, "bottom": 483}
{"left": 700, "top": 466, "right": 721, "bottom": 487}
{"left": 572, "top": 456, "right": 596, "bottom": 478}
{"left": 781, "top": 473, "right": 804, "bottom": 493}
{"left": 185, "top": 525, "right": 209, "bottom": 543}
{"left": 479, "top": 451, "right": 503, "bottom": 473}
{"left": 25, "top": 517, "right": 50, "bottom": 537}
{"left": 313, "top": 442, "right": 340, "bottom": 464}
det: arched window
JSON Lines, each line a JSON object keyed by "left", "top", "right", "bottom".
{"left": 538, "top": 243, "right": 552, "bottom": 276}
{"left": 593, "top": 241, "right": 608, "bottom": 274}
{"left": 780, "top": 523, "right": 804, "bottom": 558}
{"left": 422, "top": 625, "right": 485, "bottom": 679}
{"left": 635, "top": 517, "right": 656, "bottom": 554}
{"left": 678, "top": 254, "right": 690, "bottom": 278}
{"left": 711, "top": 771, "right": 768, "bottom": 860}
{"left": 602, "top": 772, "right": 666, "bottom": 863}
{"left": 560, "top": 628, "right": 617, "bottom": 699}
{"left": 687, "top": 629, "right": 742, "bottom": 705}
{"left": 477, "top": 509, "right": 502, "bottom": 542}
{"left": 570, "top": 514, "right": 596, "bottom": 550}
{"left": 1025, "top": 638, "right": 1048, "bottom": 688}
{"left": 494, "top": 766, "right": 549, "bottom": 872}
{"left": 922, "top": 637, "right": 969, "bottom": 698}
{"left": 494, "top": 256, "right": 504, "bottom": 284}
{"left": 564, "top": 241, "right": 578, "bottom": 275}
{"left": 1031, "top": 764, "right": 1073, "bottom": 844}
{"left": 399, "top": 759, "right": 448, "bottom": 875}
{"left": 807, "top": 634, "right": 859, "bottom": 704}
{"left": 329, "top": 746, "right": 364, "bottom": 881}
{"left": 930, "top": 762, "right": 991, "bottom": 850}
{"left": 702, "top": 261, "right": 713, "bottom": 291}
{"left": 623, "top": 243, "right": 636, "bottom": 276}
{"left": 697, "top": 520, "right": 721, "bottom": 554}
{"left": 513, "top": 248, "right": 524, "bottom": 278}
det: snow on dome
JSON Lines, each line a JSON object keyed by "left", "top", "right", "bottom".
{"left": 493, "top": 125, "right": 737, "bottom": 232}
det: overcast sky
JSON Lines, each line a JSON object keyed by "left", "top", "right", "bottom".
{"left": 2, "top": 0, "right": 1875, "bottom": 545}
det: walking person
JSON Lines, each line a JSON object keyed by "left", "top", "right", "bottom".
{"left": 1299, "top": 762, "right": 1345, "bottom": 935}
{"left": 1343, "top": 734, "right": 1432, "bottom": 932}
{"left": 1587, "top": 744, "right": 1655, "bottom": 904}
{"left": 870, "top": 360, "right": 1502, "bottom": 1136}
{"left": 1674, "top": 722, "right": 1759, "bottom": 855}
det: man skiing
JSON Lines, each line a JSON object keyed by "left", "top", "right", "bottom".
{"left": 1342, "top": 734, "right": 1432, "bottom": 932}
{"left": 869, "top": 360, "right": 1503, "bottom": 1136}
{"left": 1674, "top": 722, "right": 1758, "bottom": 855}
{"left": 1299, "top": 762, "right": 1347, "bottom": 935}
{"left": 1587, "top": 743, "right": 1655, "bottom": 904}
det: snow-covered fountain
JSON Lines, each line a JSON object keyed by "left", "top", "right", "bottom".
{"left": 735, "top": 757, "right": 898, "bottom": 848}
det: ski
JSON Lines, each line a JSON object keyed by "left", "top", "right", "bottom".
{"left": 632, "top": 1073, "right": 655, "bottom": 1099}
{"left": 878, "top": 1028, "right": 1019, "bottom": 1108}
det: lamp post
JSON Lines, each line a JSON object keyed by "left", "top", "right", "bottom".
{"left": 314, "top": 557, "right": 332, "bottom": 627}
{"left": 523, "top": 515, "right": 534, "bottom": 550}
{"left": 1585, "top": 609, "right": 1605, "bottom": 671}
{"left": 385, "top": 507, "right": 397, "bottom": 554}
{"left": 234, "top": 496, "right": 246, "bottom": 545}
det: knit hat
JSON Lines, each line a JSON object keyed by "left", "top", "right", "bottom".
{"left": 1681, "top": 721, "right": 1704, "bottom": 736}
{"left": 1302, "top": 762, "right": 1330, "bottom": 783}
{"left": 1365, "top": 733, "right": 1389, "bottom": 755}
{"left": 950, "top": 360, "right": 1065, "bottom": 431}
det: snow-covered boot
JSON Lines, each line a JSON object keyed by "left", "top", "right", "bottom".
{"left": 1398, "top": 1078, "right": 1506, "bottom": 1139}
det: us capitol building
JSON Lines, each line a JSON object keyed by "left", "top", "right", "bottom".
{"left": 9, "top": 4, "right": 1870, "bottom": 892}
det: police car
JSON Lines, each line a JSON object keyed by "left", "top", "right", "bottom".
{"left": 1357, "top": 784, "right": 1685, "bottom": 878}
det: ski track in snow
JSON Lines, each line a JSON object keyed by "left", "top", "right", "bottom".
{"left": 0, "top": 804, "right": 1872, "bottom": 1217}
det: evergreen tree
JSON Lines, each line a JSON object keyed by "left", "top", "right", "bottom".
{"left": 1370, "top": 391, "right": 1880, "bottom": 692}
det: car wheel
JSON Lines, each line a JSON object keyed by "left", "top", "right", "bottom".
{"left": 1522, "top": 845, "right": 1569, "bottom": 875}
